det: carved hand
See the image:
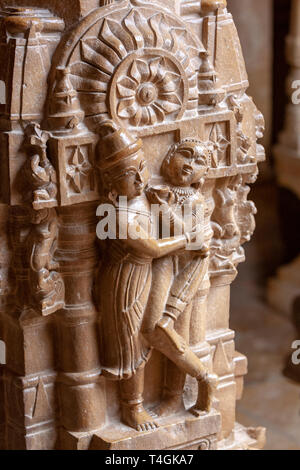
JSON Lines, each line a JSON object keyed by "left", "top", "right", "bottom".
{"left": 147, "top": 190, "right": 174, "bottom": 207}
{"left": 197, "top": 244, "right": 210, "bottom": 258}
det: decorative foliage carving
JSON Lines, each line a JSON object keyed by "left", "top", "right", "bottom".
{"left": 67, "top": 5, "right": 202, "bottom": 128}
{"left": 210, "top": 176, "right": 242, "bottom": 274}
{"left": 27, "top": 208, "right": 64, "bottom": 316}
{"left": 116, "top": 56, "right": 183, "bottom": 126}
{"left": 237, "top": 173, "right": 258, "bottom": 245}
{"left": 23, "top": 124, "right": 58, "bottom": 210}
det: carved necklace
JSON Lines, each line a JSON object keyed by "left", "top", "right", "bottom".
{"left": 169, "top": 185, "right": 197, "bottom": 204}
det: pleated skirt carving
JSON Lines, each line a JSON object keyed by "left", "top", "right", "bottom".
{"left": 97, "top": 259, "right": 152, "bottom": 381}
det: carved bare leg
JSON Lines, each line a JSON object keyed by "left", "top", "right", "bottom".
{"left": 147, "top": 327, "right": 218, "bottom": 416}
{"left": 145, "top": 325, "right": 213, "bottom": 387}
{"left": 154, "top": 361, "right": 186, "bottom": 417}
{"left": 120, "top": 367, "right": 158, "bottom": 432}
{"left": 190, "top": 373, "right": 219, "bottom": 417}
{"left": 155, "top": 316, "right": 187, "bottom": 354}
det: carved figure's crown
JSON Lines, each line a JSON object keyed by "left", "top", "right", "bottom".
{"left": 97, "top": 120, "right": 143, "bottom": 170}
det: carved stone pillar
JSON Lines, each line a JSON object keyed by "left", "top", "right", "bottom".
{"left": 268, "top": 0, "right": 300, "bottom": 316}
{"left": 0, "top": 0, "right": 265, "bottom": 450}
{"left": 55, "top": 203, "right": 105, "bottom": 449}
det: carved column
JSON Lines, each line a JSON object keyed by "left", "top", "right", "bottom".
{"left": 55, "top": 203, "right": 105, "bottom": 449}
{"left": 268, "top": 0, "right": 300, "bottom": 316}
{"left": 0, "top": 0, "right": 265, "bottom": 450}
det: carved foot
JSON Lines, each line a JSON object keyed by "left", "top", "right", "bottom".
{"left": 155, "top": 318, "right": 186, "bottom": 354}
{"left": 153, "top": 393, "right": 184, "bottom": 418}
{"left": 121, "top": 403, "right": 158, "bottom": 432}
{"left": 190, "top": 373, "right": 218, "bottom": 417}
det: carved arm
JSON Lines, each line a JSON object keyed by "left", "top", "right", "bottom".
{"left": 125, "top": 222, "right": 188, "bottom": 259}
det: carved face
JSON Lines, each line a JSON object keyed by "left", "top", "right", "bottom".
{"left": 163, "top": 144, "right": 209, "bottom": 188}
{"left": 255, "top": 111, "right": 265, "bottom": 139}
{"left": 107, "top": 151, "right": 149, "bottom": 201}
{"left": 245, "top": 172, "right": 258, "bottom": 185}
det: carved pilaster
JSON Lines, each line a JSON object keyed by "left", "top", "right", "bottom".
{"left": 55, "top": 203, "right": 104, "bottom": 449}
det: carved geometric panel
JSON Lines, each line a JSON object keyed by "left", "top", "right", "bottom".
{"left": 49, "top": 133, "right": 98, "bottom": 206}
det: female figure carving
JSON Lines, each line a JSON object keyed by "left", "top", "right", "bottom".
{"left": 143, "top": 140, "right": 218, "bottom": 417}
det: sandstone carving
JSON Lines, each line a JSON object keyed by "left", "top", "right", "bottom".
{"left": 0, "top": 0, "right": 265, "bottom": 450}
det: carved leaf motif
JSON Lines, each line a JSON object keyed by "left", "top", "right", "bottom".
{"left": 124, "top": 9, "right": 145, "bottom": 50}
{"left": 103, "top": 17, "right": 135, "bottom": 52}
{"left": 117, "top": 76, "right": 137, "bottom": 93}
{"left": 81, "top": 41, "right": 114, "bottom": 75}
{"left": 149, "top": 14, "right": 164, "bottom": 49}
{"left": 147, "top": 106, "right": 158, "bottom": 125}
{"left": 151, "top": 103, "right": 165, "bottom": 122}
{"left": 86, "top": 37, "right": 121, "bottom": 68}
{"left": 68, "top": 5, "right": 203, "bottom": 124}
{"left": 158, "top": 73, "right": 180, "bottom": 93}
{"left": 130, "top": 60, "right": 141, "bottom": 84}
{"left": 100, "top": 19, "right": 128, "bottom": 59}
{"left": 132, "top": 10, "right": 154, "bottom": 48}
{"left": 118, "top": 99, "right": 137, "bottom": 117}
{"left": 136, "top": 59, "right": 150, "bottom": 82}
{"left": 70, "top": 63, "right": 110, "bottom": 91}
{"left": 156, "top": 99, "right": 181, "bottom": 114}
{"left": 131, "top": 107, "right": 142, "bottom": 126}
{"left": 149, "top": 57, "right": 161, "bottom": 82}
{"left": 117, "top": 83, "right": 135, "bottom": 98}
{"left": 116, "top": 56, "right": 182, "bottom": 127}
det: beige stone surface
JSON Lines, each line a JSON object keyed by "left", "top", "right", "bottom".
{"left": 227, "top": 0, "right": 273, "bottom": 157}
{"left": 231, "top": 182, "right": 300, "bottom": 451}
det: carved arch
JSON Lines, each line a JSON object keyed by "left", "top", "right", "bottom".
{"left": 47, "top": 0, "right": 205, "bottom": 131}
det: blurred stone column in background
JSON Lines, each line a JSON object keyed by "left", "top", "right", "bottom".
{"left": 268, "top": 0, "right": 300, "bottom": 317}
{"left": 227, "top": 0, "right": 273, "bottom": 177}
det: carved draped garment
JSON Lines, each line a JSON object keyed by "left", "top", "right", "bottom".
{"left": 97, "top": 212, "right": 153, "bottom": 381}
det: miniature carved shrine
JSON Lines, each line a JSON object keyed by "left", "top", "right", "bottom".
{"left": 0, "top": 0, "right": 265, "bottom": 450}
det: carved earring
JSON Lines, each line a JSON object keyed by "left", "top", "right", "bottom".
{"left": 108, "top": 189, "right": 118, "bottom": 205}
{"left": 199, "top": 177, "right": 205, "bottom": 189}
